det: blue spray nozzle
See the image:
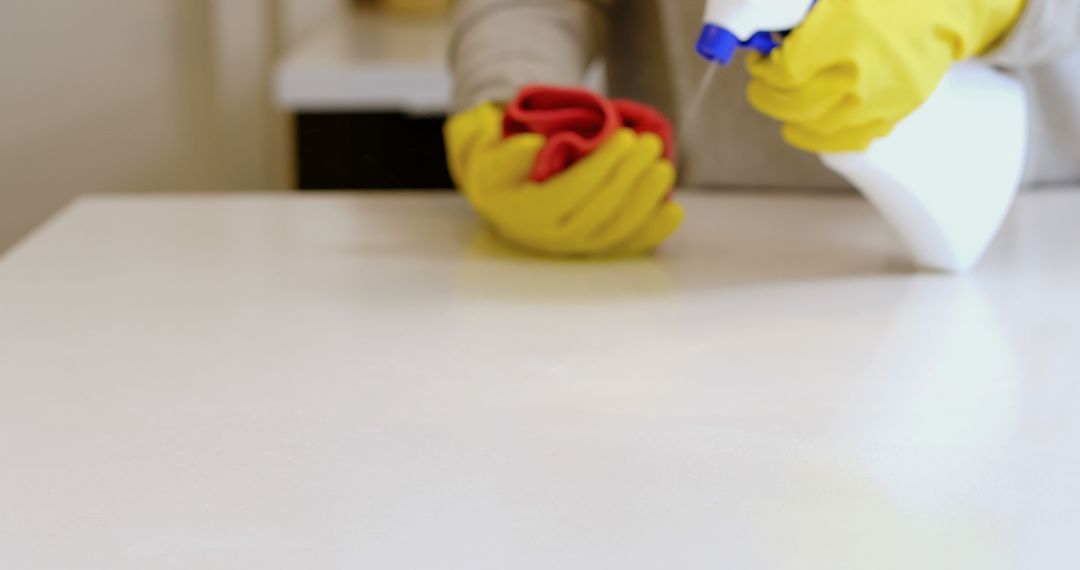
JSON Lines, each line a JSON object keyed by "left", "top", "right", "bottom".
{"left": 696, "top": 25, "right": 780, "bottom": 64}
{"left": 696, "top": 24, "right": 739, "bottom": 64}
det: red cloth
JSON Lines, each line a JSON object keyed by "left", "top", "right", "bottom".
{"left": 504, "top": 85, "right": 677, "bottom": 182}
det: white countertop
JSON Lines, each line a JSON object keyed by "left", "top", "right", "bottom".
{"left": 2, "top": 190, "right": 1079, "bottom": 569}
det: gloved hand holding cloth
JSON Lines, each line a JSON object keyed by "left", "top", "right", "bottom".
{"left": 444, "top": 85, "right": 683, "bottom": 257}
{"left": 746, "top": 0, "right": 1026, "bottom": 153}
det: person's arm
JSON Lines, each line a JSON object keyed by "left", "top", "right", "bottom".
{"left": 449, "top": 0, "right": 611, "bottom": 111}
{"left": 982, "top": 0, "right": 1080, "bottom": 66}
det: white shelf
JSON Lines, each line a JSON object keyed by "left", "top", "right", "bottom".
{"left": 275, "top": 5, "right": 607, "bottom": 115}
{"left": 275, "top": 6, "right": 453, "bottom": 114}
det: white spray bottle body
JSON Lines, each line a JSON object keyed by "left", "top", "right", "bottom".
{"left": 698, "top": 0, "right": 1028, "bottom": 272}
{"left": 703, "top": 0, "right": 813, "bottom": 41}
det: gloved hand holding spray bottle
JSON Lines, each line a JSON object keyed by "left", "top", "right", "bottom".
{"left": 697, "top": 0, "right": 1029, "bottom": 272}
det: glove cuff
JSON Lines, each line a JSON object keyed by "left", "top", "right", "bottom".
{"left": 973, "top": 0, "right": 1027, "bottom": 56}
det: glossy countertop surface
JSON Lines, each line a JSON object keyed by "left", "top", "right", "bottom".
{"left": 1, "top": 190, "right": 1078, "bottom": 569}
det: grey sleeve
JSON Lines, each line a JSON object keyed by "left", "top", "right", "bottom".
{"left": 982, "top": 0, "right": 1080, "bottom": 67}
{"left": 449, "top": 0, "right": 611, "bottom": 111}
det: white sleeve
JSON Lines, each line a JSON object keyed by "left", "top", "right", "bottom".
{"left": 982, "top": 0, "right": 1080, "bottom": 67}
{"left": 449, "top": 0, "right": 612, "bottom": 111}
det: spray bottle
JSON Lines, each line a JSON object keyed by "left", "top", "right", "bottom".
{"left": 696, "top": 0, "right": 1028, "bottom": 272}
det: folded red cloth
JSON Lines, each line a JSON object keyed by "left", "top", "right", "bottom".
{"left": 503, "top": 85, "right": 677, "bottom": 182}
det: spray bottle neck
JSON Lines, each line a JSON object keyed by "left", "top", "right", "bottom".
{"left": 696, "top": 24, "right": 779, "bottom": 64}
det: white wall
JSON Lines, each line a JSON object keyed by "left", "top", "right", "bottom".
{"left": 282, "top": 0, "right": 351, "bottom": 45}
{"left": 0, "top": 0, "right": 348, "bottom": 252}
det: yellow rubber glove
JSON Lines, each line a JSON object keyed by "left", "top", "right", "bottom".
{"left": 746, "top": 0, "right": 1025, "bottom": 153}
{"left": 445, "top": 103, "right": 683, "bottom": 257}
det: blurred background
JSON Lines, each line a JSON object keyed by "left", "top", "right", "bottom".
{"left": 0, "top": 0, "right": 457, "bottom": 252}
